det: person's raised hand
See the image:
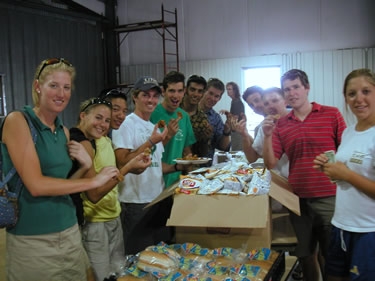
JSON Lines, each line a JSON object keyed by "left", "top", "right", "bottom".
{"left": 67, "top": 140, "right": 92, "bottom": 170}
{"left": 127, "top": 152, "right": 152, "bottom": 175}
{"left": 262, "top": 115, "right": 276, "bottom": 137}
{"left": 166, "top": 118, "right": 180, "bottom": 139}
{"left": 219, "top": 109, "right": 229, "bottom": 115}
{"left": 95, "top": 166, "right": 120, "bottom": 186}
{"left": 234, "top": 119, "right": 247, "bottom": 135}
{"left": 150, "top": 123, "right": 169, "bottom": 145}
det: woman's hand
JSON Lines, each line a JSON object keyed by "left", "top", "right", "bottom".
{"left": 95, "top": 166, "right": 120, "bottom": 186}
{"left": 313, "top": 153, "right": 328, "bottom": 170}
{"left": 67, "top": 140, "right": 92, "bottom": 170}
{"left": 313, "top": 153, "right": 349, "bottom": 182}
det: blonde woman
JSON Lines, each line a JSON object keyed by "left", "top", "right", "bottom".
{"left": 2, "top": 58, "right": 119, "bottom": 281}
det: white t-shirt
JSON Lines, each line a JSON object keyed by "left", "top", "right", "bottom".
{"left": 112, "top": 113, "right": 165, "bottom": 203}
{"left": 332, "top": 125, "right": 375, "bottom": 232}
{"left": 252, "top": 126, "right": 289, "bottom": 178}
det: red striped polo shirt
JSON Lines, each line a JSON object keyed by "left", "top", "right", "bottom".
{"left": 273, "top": 102, "right": 346, "bottom": 198}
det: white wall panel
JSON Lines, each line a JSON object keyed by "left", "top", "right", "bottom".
{"left": 281, "top": 48, "right": 372, "bottom": 125}
{"left": 117, "top": 0, "right": 375, "bottom": 65}
{"left": 368, "top": 48, "right": 375, "bottom": 71}
{"left": 121, "top": 47, "right": 374, "bottom": 126}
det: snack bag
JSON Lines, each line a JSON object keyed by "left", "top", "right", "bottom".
{"left": 247, "top": 170, "right": 271, "bottom": 195}
{"left": 197, "top": 179, "right": 224, "bottom": 195}
{"left": 223, "top": 176, "right": 242, "bottom": 192}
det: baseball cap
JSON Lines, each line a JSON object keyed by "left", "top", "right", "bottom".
{"left": 134, "top": 76, "right": 161, "bottom": 93}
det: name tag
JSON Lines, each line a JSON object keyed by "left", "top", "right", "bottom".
{"left": 349, "top": 151, "right": 366, "bottom": 165}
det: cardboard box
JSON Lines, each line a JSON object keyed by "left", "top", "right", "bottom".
{"left": 147, "top": 170, "right": 300, "bottom": 251}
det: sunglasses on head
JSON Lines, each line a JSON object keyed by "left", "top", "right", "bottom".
{"left": 102, "top": 89, "right": 127, "bottom": 99}
{"left": 81, "top": 98, "right": 112, "bottom": 113}
{"left": 37, "top": 58, "right": 73, "bottom": 79}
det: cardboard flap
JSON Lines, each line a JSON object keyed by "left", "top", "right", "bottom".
{"left": 270, "top": 170, "right": 293, "bottom": 192}
{"left": 145, "top": 182, "right": 179, "bottom": 208}
{"left": 269, "top": 171, "right": 300, "bottom": 216}
{"left": 167, "top": 194, "right": 269, "bottom": 228}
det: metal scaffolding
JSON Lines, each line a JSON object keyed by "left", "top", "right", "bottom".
{"left": 114, "top": 4, "right": 179, "bottom": 83}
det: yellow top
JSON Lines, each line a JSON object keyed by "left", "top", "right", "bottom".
{"left": 82, "top": 136, "right": 121, "bottom": 222}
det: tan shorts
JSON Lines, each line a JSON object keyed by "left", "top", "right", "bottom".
{"left": 6, "top": 224, "right": 91, "bottom": 281}
{"left": 81, "top": 217, "right": 124, "bottom": 281}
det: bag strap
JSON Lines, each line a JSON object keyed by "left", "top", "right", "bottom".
{"left": 0, "top": 111, "right": 38, "bottom": 194}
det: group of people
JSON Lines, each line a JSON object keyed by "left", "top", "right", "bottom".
{"left": 1, "top": 58, "right": 241, "bottom": 281}
{"left": 236, "top": 69, "right": 375, "bottom": 281}
{"left": 2, "top": 57, "right": 375, "bottom": 281}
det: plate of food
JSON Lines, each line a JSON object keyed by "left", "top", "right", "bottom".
{"left": 174, "top": 156, "right": 212, "bottom": 165}
{"left": 190, "top": 157, "right": 212, "bottom": 164}
{"left": 174, "top": 159, "right": 193, "bottom": 165}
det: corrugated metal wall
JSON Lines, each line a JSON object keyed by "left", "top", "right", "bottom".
{"left": 0, "top": 2, "right": 105, "bottom": 127}
{"left": 121, "top": 47, "right": 374, "bottom": 126}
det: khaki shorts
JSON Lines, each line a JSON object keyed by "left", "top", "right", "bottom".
{"left": 289, "top": 196, "right": 335, "bottom": 258}
{"left": 6, "top": 224, "right": 91, "bottom": 281}
{"left": 81, "top": 217, "right": 124, "bottom": 281}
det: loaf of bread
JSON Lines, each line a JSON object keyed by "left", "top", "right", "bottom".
{"left": 137, "top": 250, "right": 177, "bottom": 275}
{"left": 244, "top": 259, "right": 272, "bottom": 269}
{"left": 132, "top": 244, "right": 279, "bottom": 281}
{"left": 268, "top": 250, "right": 280, "bottom": 262}
{"left": 145, "top": 245, "right": 181, "bottom": 263}
{"left": 184, "top": 253, "right": 213, "bottom": 264}
{"left": 214, "top": 255, "right": 236, "bottom": 267}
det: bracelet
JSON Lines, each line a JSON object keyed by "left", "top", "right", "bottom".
{"left": 223, "top": 131, "right": 231, "bottom": 136}
{"left": 148, "top": 138, "right": 155, "bottom": 146}
{"left": 174, "top": 163, "right": 179, "bottom": 172}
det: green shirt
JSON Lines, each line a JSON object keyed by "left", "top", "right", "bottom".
{"left": 150, "top": 104, "right": 196, "bottom": 187}
{"left": 4, "top": 106, "right": 75, "bottom": 235}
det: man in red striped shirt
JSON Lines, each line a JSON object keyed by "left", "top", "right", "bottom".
{"left": 263, "top": 69, "right": 346, "bottom": 281}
